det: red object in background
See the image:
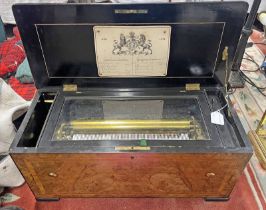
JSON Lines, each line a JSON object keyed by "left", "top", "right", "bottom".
{"left": 13, "top": 27, "right": 21, "bottom": 40}
{"left": 0, "top": 38, "right": 18, "bottom": 58}
{"left": 8, "top": 77, "right": 36, "bottom": 101}
{"left": 0, "top": 27, "right": 25, "bottom": 77}
{"left": 250, "top": 29, "right": 266, "bottom": 55}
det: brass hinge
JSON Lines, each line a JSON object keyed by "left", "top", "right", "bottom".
{"left": 222, "top": 46, "right": 229, "bottom": 61}
{"left": 63, "top": 84, "right": 77, "bottom": 92}
{"left": 185, "top": 83, "right": 200, "bottom": 91}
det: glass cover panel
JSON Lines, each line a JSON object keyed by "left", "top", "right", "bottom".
{"left": 52, "top": 97, "right": 210, "bottom": 141}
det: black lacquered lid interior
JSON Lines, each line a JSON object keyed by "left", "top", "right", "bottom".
{"left": 13, "top": 2, "right": 248, "bottom": 89}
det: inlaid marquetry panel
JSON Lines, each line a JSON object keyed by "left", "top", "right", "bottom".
{"left": 12, "top": 153, "right": 250, "bottom": 198}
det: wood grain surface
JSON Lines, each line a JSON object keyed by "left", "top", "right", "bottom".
{"left": 11, "top": 153, "right": 251, "bottom": 199}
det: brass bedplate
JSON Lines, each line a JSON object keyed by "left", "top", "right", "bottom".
{"left": 248, "top": 111, "right": 266, "bottom": 169}
{"left": 55, "top": 118, "right": 205, "bottom": 141}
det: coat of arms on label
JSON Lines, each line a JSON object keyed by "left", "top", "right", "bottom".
{"left": 112, "top": 32, "right": 152, "bottom": 56}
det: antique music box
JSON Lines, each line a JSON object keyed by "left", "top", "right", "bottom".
{"left": 11, "top": 2, "right": 252, "bottom": 201}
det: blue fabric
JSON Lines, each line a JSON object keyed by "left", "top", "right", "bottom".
{"left": 15, "top": 58, "right": 33, "bottom": 83}
{"left": 0, "top": 17, "right": 6, "bottom": 43}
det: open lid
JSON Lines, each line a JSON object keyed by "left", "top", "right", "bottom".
{"left": 13, "top": 2, "right": 248, "bottom": 89}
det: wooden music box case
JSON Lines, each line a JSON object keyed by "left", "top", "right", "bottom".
{"left": 10, "top": 2, "right": 252, "bottom": 201}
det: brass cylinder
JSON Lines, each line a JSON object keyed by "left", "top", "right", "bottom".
{"left": 69, "top": 120, "right": 192, "bottom": 130}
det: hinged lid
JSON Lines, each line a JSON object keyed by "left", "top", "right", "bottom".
{"left": 13, "top": 2, "right": 248, "bottom": 89}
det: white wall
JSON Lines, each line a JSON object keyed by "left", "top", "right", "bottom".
{"left": 244, "top": 0, "right": 266, "bottom": 12}
{"left": 171, "top": 0, "right": 266, "bottom": 12}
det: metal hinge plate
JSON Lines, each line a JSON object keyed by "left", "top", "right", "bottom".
{"left": 185, "top": 83, "right": 200, "bottom": 91}
{"left": 222, "top": 46, "right": 229, "bottom": 61}
{"left": 63, "top": 84, "right": 77, "bottom": 92}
